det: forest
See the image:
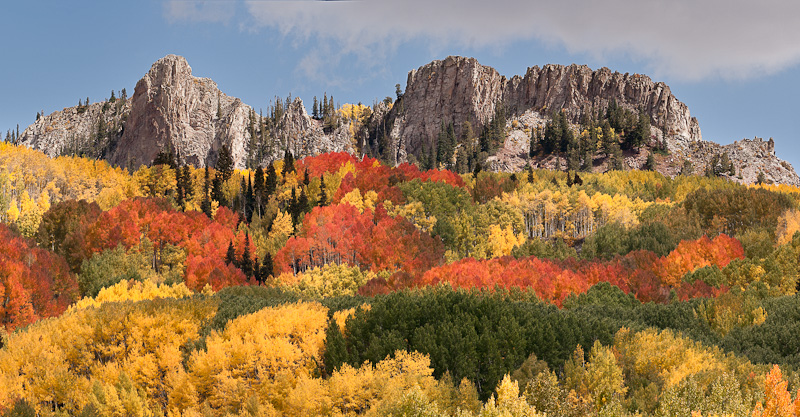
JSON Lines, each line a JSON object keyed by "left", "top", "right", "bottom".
{"left": 2, "top": 139, "right": 800, "bottom": 417}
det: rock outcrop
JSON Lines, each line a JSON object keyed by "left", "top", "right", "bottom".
{"left": 686, "top": 137, "right": 799, "bottom": 186}
{"left": 20, "top": 55, "right": 354, "bottom": 169}
{"left": 16, "top": 54, "right": 799, "bottom": 186}
{"left": 392, "top": 56, "right": 701, "bottom": 160}
{"left": 110, "top": 55, "right": 257, "bottom": 169}
{"left": 19, "top": 100, "right": 129, "bottom": 160}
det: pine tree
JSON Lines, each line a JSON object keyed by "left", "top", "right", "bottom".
{"left": 241, "top": 233, "right": 253, "bottom": 277}
{"left": 182, "top": 165, "right": 193, "bottom": 206}
{"left": 289, "top": 187, "right": 299, "bottom": 227}
{"left": 319, "top": 174, "right": 328, "bottom": 206}
{"left": 246, "top": 176, "right": 254, "bottom": 222}
{"left": 573, "top": 172, "right": 583, "bottom": 186}
{"left": 472, "top": 162, "right": 482, "bottom": 180}
{"left": 527, "top": 165, "right": 534, "bottom": 183}
{"left": 212, "top": 174, "right": 226, "bottom": 207}
{"left": 265, "top": 163, "right": 277, "bottom": 196}
{"left": 216, "top": 144, "right": 234, "bottom": 182}
{"left": 298, "top": 188, "right": 309, "bottom": 215}
{"left": 644, "top": 153, "right": 656, "bottom": 171}
{"left": 303, "top": 169, "right": 310, "bottom": 186}
{"left": 312, "top": 96, "right": 319, "bottom": 119}
{"left": 201, "top": 166, "right": 212, "bottom": 217}
{"left": 253, "top": 256, "right": 262, "bottom": 284}
{"left": 225, "top": 240, "right": 236, "bottom": 265}
{"left": 261, "top": 253, "right": 273, "bottom": 282}
{"left": 176, "top": 165, "right": 185, "bottom": 209}
{"left": 282, "top": 149, "right": 295, "bottom": 176}
{"left": 239, "top": 176, "right": 248, "bottom": 219}
{"left": 254, "top": 166, "right": 265, "bottom": 216}
{"left": 109, "top": 90, "right": 116, "bottom": 103}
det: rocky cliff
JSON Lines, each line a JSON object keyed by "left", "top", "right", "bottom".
{"left": 19, "top": 99, "right": 129, "bottom": 160}
{"left": 19, "top": 55, "right": 354, "bottom": 169}
{"left": 391, "top": 56, "right": 701, "bottom": 159}
{"left": 16, "top": 54, "right": 799, "bottom": 186}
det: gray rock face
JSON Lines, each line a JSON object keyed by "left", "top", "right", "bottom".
{"left": 686, "top": 137, "right": 799, "bottom": 186}
{"left": 110, "top": 55, "right": 254, "bottom": 169}
{"left": 19, "top": 55, "right": 354, "bottom": 169}
{"left": 392, "top": 56, "right": 701, "bottom": 159}
{"left": 15, "top": 54, "right": 799, "bottom": 186}
{"left": 278, "top": 98, "right": 355, "bottom": 158}
{"left": 19, "top": 100, "right": 129, "bottom": 159}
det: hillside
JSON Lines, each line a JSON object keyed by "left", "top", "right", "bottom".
{"left": 3, "top": 144, "right": 800, "bottom": 415}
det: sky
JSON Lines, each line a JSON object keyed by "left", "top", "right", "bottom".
{"left": 2, "top": 0, "right": 800, "bottom": 169}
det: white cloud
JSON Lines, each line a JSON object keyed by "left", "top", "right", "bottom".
{"left": 165, "top": 0, "right": 236, "bottom": 24}
{"left": 241, "top": 0, "right": 800, "bottom": 81}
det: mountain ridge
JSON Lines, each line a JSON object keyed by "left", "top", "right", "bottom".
{"left": 16, "top": 54, "right": 799, "bottom": 186}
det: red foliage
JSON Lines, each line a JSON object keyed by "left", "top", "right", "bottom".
{"left": 274, "top": 204, "right": 445, "bottom": 278}
{"left": 297, "top": 153, "right": 464, "bottom": 206}
{"left": 388, "top": 234, "right": 745, "bottom": 306}
{"left": 296, "top": 152, "right": 358, "bottom": 178}
{"left": 84, "top": 197, "right": 251, "bottom": 291}
{"left": 658, "top": 234, "right": 744, "bottom": 287}
{"left": 0, "top": 224, "right": 78, "bottom": 331}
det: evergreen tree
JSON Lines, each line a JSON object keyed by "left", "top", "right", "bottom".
{"left": 109, "top": 90, "right": 116, "bottom": 103}
{"left": 312, "top": 96, "right": 319, "bottom": 119}
{"left": 436, "top": 122, "right": 456, "bottom": 169}
{"left": 201, "top": 166, "right": 212, "bottom": 217}
{"left": 176, "top": 166, "right": 185, "bottom": 209}
{"left": 265, "top": 163, "right": 277, "bottom": 196}
{"left": 225, "top": 240, "right": 236, "bottom": 265}
{"left": 600, "top": 120, "right": 617, "bottom": 157}
{"left": 298, "top": 187, "right": 309, "bottom": 216}
{"left": 181, "top": 165, "right": 193, "bottom": 210}
{"left": 622, "top": 111, "right": 650, "bottom": 151}
{"left": 319, "top": 174, "right": 328, "bottom": 206}
{"left": 573, "top": 172, "right": 583, "bottom": 186}
{"left": 644, "top": 153, "right": 656, "bottom": 171}
{"left": 303, "top": 169, "right": 310, "bottom": 186}
{"left": 606, "top": 142, "right": 623, "bottom": 172}
{"left": 239, "top": 176, "right": 248, "bottom": 219}
{"left": 455, "top": 147, "right": 469, "bottom": 174}
{"left": 241, "top": 233, "right": 253, "bottom": 277}
{"left": 757, "top": 171, "right": 767, "bottom": 185}
{"left": 246, "top": 176, "right": 254, "bottom": 222}
{"left": 289, "top": 187, "right": 299, "bottom": 227}
{"left": 152, "top": 146, "right": 176, "bottom": 168}
{"left": 261, "top": 253, "right": 273, "bottom": 282}
{"left": 211, "top": 174, "right": 226, "bottom": 208}
{"left": 216, "top": 144, "right": 234, "bottom": 182}
{"left": 253, "top": 256, "right": 261, "bottom": 284}
{"left": 567, "top": 145, "right": 581, "bottom": 172}
{"left": 254, "top": 166, "right": 265, "bottom": 216}
{"left": 529, "top": 126, "right": 540, "bottom": 157}
{"left": 282, "top": 149, "right": 295, "bottom": 176}
{"left": 527, "top": 165, "right": 534, "bottom": 183}
{"left": 472, "top": 161, "right": 482, "bottom": 180}
{"left": 542, "top": 114, "right": 562, "bottom": 155}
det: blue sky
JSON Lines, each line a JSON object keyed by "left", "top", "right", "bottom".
{"left": 3, "top": 0, "right": 800, "bottom": 169}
